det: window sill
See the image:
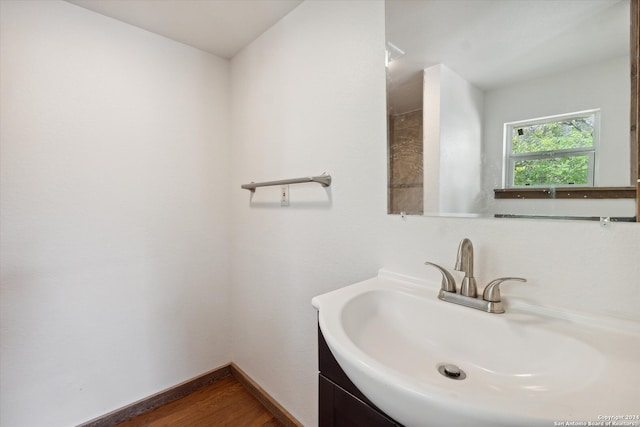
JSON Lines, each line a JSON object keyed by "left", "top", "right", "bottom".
{"left": 493, "top": 186, "right": 636, "bottom": 199}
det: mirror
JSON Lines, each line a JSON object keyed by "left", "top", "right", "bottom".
{"left": 386, "top": 0, "right": 638, "bottom": 221}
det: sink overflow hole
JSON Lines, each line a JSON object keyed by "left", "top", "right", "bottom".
{"left": 438, "top": 364, "right": 466, "bottom": 380}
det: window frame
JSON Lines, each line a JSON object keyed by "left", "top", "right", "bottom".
{"left": 502, "top": 109, "right": 600, "bottom": 189}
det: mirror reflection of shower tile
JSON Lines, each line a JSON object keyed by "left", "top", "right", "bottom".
{"left": 389, "top": 109, "right": 424, "bottom": 214}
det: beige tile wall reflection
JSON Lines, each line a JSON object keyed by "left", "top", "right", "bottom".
{"left": 389, "top": 110, "right": 423, "bottom": 214}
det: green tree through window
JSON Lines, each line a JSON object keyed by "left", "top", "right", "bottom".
{"left": 505, "top": 111, "right": 597, "bottom": 187}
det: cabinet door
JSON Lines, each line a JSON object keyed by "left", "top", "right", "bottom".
{"left": 319, "top": 375, "right": 398, "bottom": 427}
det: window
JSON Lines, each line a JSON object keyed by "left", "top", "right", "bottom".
{"left": 503, "top": 110, "right": 599, "bottom": 188}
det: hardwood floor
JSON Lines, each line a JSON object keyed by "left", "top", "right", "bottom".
{"left": 115, "top": 374, "right": 283, "bottom": 427}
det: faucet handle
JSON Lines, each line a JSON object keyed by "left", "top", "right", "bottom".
{"left": 482, "top": 277, "right": 527, "bottom": 302}
{"left": 424, "top": 262, "right": 457, "bottom": 293}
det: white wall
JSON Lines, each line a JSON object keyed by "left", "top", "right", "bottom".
{"left": 423, "top": 66, "right": 443, "bottom": 213}
{"left": 483, "top": 56, "right": 632, "bottom": 217}
{"left": 230, "top": 1, "right": 640, "bottom": 426}
{"left": 229, "top": 2, "right": 388, "bottom": 424}
{"left": 423, "top": 64, "right": 483, "bottom": 214}
{"left": 0, "top": 2, "right": 231, "bottom": 426}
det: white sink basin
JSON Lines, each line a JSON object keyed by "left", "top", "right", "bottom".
{"left": 312, "top": 270, "right": 640, "bottom": 427}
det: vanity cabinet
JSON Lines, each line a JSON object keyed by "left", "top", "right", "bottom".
{"left": 318, "top": 325, "right": 402, "bottom": 427}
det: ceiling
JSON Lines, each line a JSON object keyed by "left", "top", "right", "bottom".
{"left": 386, "top": 0, "right": 630, "bottom": 114}
{"left": 64, "top": 0, "right": 629, "bottom": 115}
{"left": 66, "top": 0, "right": 303, "bottom": 58}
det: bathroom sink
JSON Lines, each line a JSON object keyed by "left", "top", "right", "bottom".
{"left": 312, "top": 271, "right": 640, "bottom": 427}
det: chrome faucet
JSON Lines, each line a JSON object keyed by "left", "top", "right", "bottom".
{"left": 425, "top": 238, "right": 526, "bottom": 314}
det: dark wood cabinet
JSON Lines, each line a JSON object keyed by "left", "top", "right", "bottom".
{"left": 318, "top": 325, "right": 402, "bottom": 427}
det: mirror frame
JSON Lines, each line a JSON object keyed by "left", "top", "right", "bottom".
{"left": 632, "top": 0, "right": 639, "bottom": 221}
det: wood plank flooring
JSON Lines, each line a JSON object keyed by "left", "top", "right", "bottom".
{"left": 115, "top": 374, "right": 283, "bottom": 427}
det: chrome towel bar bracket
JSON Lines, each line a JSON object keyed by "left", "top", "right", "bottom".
{"left": 241, "top": 173, "right": 331, "bottom": 192}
